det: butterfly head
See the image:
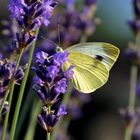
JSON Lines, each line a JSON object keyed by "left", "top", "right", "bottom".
{"left": 56, "top": 46, "right": 64, "bottom": 52}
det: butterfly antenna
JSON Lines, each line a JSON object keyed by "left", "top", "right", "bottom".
{"left": 40, "top": 35, "right": 58, "bottom": 48}
{"left": 57, "top": 23, "right": 61, "bottom": 47}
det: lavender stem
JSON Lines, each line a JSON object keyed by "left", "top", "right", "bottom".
{"left": 9, "top": 29, "right": 39, "bottom": 140}
{"left": 124, "top": 36, "right": 140, "bottom": 140}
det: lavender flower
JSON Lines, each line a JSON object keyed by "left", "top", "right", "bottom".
{"left": 128, "top": 20, "right": 140, "bottom": 33}
{"left": 54, "top": 78, "right": 67, "bottom": 94}
{"left": 8, "top": 0, "right": 58, "bottom": 54}
{"left": 125, "top": 42, "right": 140, "bottom": 65}
{"left": 36, "top": 51, "right": 49, "bottom": 64}
{"left": 128, "top": 0, "right": 140, "bottom": 34}
{"left": 0, "top": 55, "right": 24, "bottom": 115}
{"left": 46, "top": 0, "right": 98, "bottom": 48}
{"left": 122, "top": 0, "right": 140, "bottom": 139}
{"left": 8, "top": 0, "right": 25, "bottom": 19}
{"left": 119, "top": 108, "right": 140, "bottom": 125}
{"left": 133, "top": 0, "right": 140, "bottom": 17}
{"left": 38, "top": 105, "right": 67, "bottom": 132}
{"left": 8, "top": 0, "right": 57, "bottom": 27}
{"left": 52, "top": 51, "right": 69, "bottom": 67}
{"left": 33, "top": 50, "right": 73, "bottom": 103}
{"left": 120, "top": 108, "right": 140, "bottom": 140}
{"left": 33, "top": 49, "right": 74, "bottom": 131}
{"left": 1, "top": 101, "right": 9, "bottom": 116}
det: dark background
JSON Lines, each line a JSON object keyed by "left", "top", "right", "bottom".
{"left": 0, "top": 0, "right": 136, "bottom": 140}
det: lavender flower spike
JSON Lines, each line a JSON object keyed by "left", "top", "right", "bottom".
{"left": 37, "top": 105, "right": 67, "bottom": 132}
{"left": 33, "top": 49, "right": 74, "bottom": 131}
{"left": 8, "top": 0, "right": 25, "bottom": 19}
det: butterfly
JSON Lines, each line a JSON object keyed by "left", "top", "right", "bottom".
{"left": 61, "top": 42, "right": 120, "bottom": 94}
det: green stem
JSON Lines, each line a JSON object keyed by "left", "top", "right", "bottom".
{"left": 0, "top": 89, "right": 9, "bottom": 114}
{"left": 1, "top": 82, "right": 15, "bottom": 140}
{"left": 124, "top": 36, "right": 140, "bottom": 140}
{"left": 1, "top": 48, "right": 24, "bottom": 140}
{"left": 9, "top": 29, "right": 39, "bottom": 140}
{"left": 47, "top": 132, "right": 51, "bottom": 140}
{"left": 128, "top": 65, "right": 138, "bottom": 109}
{"left": 124, "top": 124, "right": 134, "bottom": 140}
{"left": 14, "top": 49, "right": 25, "bottom": 73}
{"left": 15, "top": 87, "right": 34, "bottom": 140}
{"left": 24, "top": 100, "right": 41, "bottom": 140}
{"left": 47, "top": 101, "right": 51, "bottom": 140}
{"left": 123, "top": 66, "right": 137, "bottom": 140}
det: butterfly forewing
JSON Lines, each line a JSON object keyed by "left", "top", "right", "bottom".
{"left": 66, "top": 42, "right": 120, "bottom": 71}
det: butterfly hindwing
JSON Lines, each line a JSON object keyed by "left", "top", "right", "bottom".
{"left": 62, "top": 52, "right": 109, "bottom": 93}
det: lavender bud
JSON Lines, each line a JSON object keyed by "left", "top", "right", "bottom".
{"left": 37, "top": 114, "right": 47, "bottom": 130}
{"left": 34, "top": 8, "right": 45, "bottom": 18}
{"left": 1, "top": 101, "right": 9, "bottom": 115}
{"left": 26, "top": 36, "right": 36, "bottom": 46}
{"left": 14, "top": 68, "right": 24, "bottom": 81}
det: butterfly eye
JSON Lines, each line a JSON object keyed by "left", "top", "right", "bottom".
{"left": 95, "top": 55, "right": 103, "bottom": 61}
{"left": 56, "top": 46, "right": 64, "bottom": 52}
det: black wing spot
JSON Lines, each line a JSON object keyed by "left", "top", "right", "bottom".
{"left": 95, "top": 55, "right": 103, "bottom": 61}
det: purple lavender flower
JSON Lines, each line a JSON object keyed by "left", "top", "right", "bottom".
{"left": 41, "top": 0, "right": 58, "bottom": 26}
{"left": 119, "top": 108, "right": 140, "bottom": 125}
{"left": 8, "top": 0, "right": 25, "bottom": 19}
{"left": 52, "top": 51, "right": 70, "bottom": 67}
{"left": 46, "top": 0, "right": 98, "bottom": 47}
{"left": 14, "top": 67, "right": 24, "bottom": 81}
{"left": 120, "top": 107, "right": 140, "bottom": 140}
{"left": 46, "top": 66, "right": 59, "bottom": 82}
{"left": 0, "top": 56, "right": 24, "bottom": 115}
{"left": 54, "top": 78, "right": 67, "bottom": 94}
{"left": 36, "top": 51, "right": 49, "bottom": 64}
{"left": 64, "top": 65, "right": 74, "bottom": 79}
{"left": 1, "top": 61, "right": 24, "bottom": 83}
{"left": 8, "top": 0, "right": 58, "bottom": 27}
{"left": 33, "top": 50, "right": 73, "bottom": 103}
{"left": 125, "top": 43, "right": 140, "bottom": 65}
{"left": 8, "top": 0, "right": 58, "bottom": 54}
{"left": 128, "top": 0, "right": 140, "bottom": 34}
{"left": 33, "top": 50, "right": 74, "bottom": 131}
{"left": 33, "top": 75, "right": 44, "bottom": 86}
{"left": 37, "top": 105, "right": 67, "bottom": 132}
{"left": 133, "top": 0, "right": 140, "bottom": 16}
{"left": 128, "top": 20, "right": 140, "bottom": 33}
{"left": 1, "top": 101, "right": 9, "bottom": 115}
{"left": 33, "top": 85, "right": 48, "bottom": 101}
{"left": 57, "top": 105, "right": 67, "bottom": 116}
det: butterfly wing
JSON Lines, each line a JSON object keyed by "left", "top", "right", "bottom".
{"left": 66, "top": 42, "right": 120, "bottom": 71}
{"left": 62, "top": 52, "right": 109, "bottom": 93}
